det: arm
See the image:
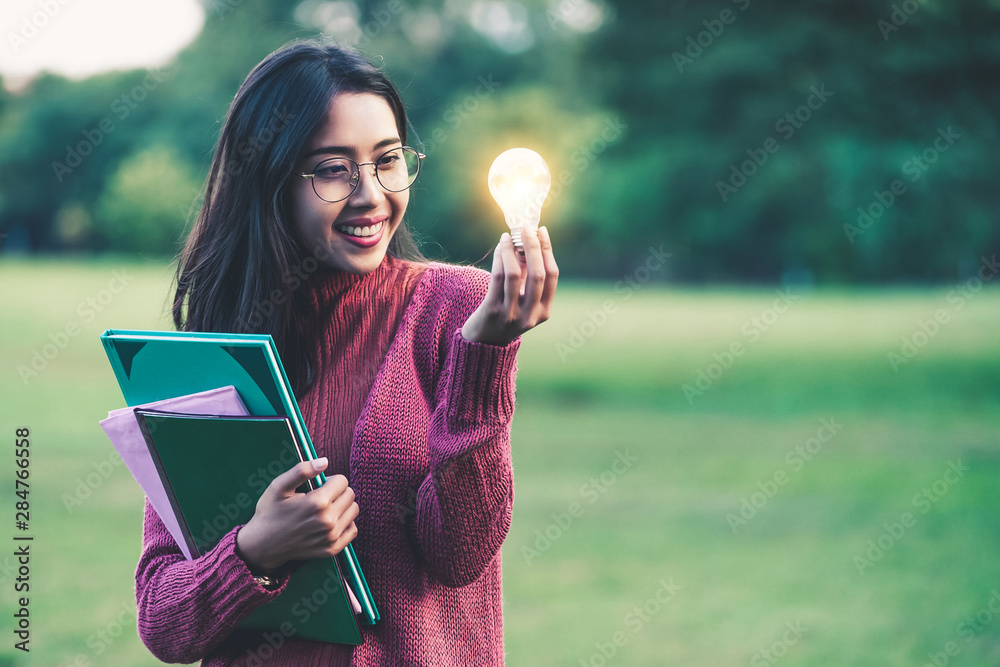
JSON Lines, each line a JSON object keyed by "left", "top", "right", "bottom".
{"left": 134, "top": 498, "right": 291, "bottom": 663}
{"left": 410, "top": 227, "right": 557, "bottom": 587}
{"left": 411, "top": 329, "right": 519, "bottom": 587}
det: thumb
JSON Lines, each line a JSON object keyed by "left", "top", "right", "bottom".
{"left": 268, "top": 457, "right": 328, "bottom": 498}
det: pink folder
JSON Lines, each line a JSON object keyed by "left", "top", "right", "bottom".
{"left": 99, "top": 385, "right": 248, "bottom": 559}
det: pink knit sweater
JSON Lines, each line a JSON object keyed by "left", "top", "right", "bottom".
{"left": 135, "top": 256, "right": 520, "bottom": 665}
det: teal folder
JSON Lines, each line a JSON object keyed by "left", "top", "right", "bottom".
{"left": 100, "top": 329, "right": 379, "bottom": 639}
{"left": 134, "top": 409, "right": 362, "bottom": 644}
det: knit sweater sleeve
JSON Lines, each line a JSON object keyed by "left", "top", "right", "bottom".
{"left": 134, "top": 498, "right": 292, "bottom": 663}
{"left": 410, "top": 264, "right": 520, "bottom": 588}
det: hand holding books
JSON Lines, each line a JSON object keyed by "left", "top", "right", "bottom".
{"left": 99, "top": 329, "right": 379, "bottom": 644}
{"left": 235, "top": 457, "right": 360, "bottom": 573}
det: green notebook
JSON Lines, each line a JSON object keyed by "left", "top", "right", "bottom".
{"left": 134, "top": 409, "right": 362, "bottom": 644}
{"left": 100, "top": 329, "right": 379, "bottom": 640}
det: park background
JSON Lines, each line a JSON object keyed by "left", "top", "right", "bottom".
{"left": 1, "top": 0, "right": 999, "bottom": 665}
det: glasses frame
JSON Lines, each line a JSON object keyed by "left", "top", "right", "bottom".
{"left": 296, "top": 146, "right": 425, "bottom": 203}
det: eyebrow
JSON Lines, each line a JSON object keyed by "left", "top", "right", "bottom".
{"left": 302, "top": 137, "right": 402, "bottom": 161}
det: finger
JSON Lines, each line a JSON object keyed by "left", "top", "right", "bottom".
{"left": 331, "top": 502, "right": 361, "bottom": 537}
{"left": 498, "top": 233, "right": 523, "bottom": 308}
{"left": 519, "top": 227, "right": 546, "bottom": 307}
{"left": 311, "top": 473, "right": 350, "bottom": 505}
{"left": 326, "top": 483, "right": 356, "bottom": 519}
{"left": 330, "top": 522, "right": 358, "bottom": 554}
{"left": 269, "top": 458, "right": 328, "bottom": 498}
{"left": 538, "top": 226, "right": 559, "bottom": 308}
{"left": 483, "top": 234, "right": 506, "bottom": 306}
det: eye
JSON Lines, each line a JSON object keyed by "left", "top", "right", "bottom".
{"left": 314, "top": 159, "right": 352, "bottom": 180}
{"left": 376, "top": 153, "right": 401, "bottom": 169}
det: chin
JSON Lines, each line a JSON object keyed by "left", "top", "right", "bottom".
{"left": 337, "top": 241, "right": 393, "bottom": 274}
{"left": 350, "top": 254, "right": 387, "bottom": 274}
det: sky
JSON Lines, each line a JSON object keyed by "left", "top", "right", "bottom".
{"left": 0, "top": 0, "right": 204, "bottom": 90}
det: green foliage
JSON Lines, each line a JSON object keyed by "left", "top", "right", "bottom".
{"left": 94, "top": 145, "right": 202, "bottom": 255}
{"left": 0, "top": 0, "right": 997, "bottom": 280}
{"left": 583, "top": 0, "right": 1000, "bottom": 282}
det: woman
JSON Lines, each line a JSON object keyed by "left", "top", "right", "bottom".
{"left": 134, "top": 39, "right": 557, "bottom": 665}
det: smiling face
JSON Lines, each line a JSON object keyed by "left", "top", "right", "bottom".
{"left": 290, "top": 92, "right": 409, "bottom": 274}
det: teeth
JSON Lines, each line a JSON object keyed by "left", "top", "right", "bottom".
{"left": 338, "top": 220, "right": 384, "bottom": 238}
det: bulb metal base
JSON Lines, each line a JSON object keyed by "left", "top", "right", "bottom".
{"left": 510, "top": 228, "right": 526, "bottom": 258}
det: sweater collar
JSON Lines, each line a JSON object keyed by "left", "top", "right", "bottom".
{"left": 312, "top": 254, "right": 394, "bottom": 290}
{"left": 302, "top": 254, "right": 397, "bottom": 312}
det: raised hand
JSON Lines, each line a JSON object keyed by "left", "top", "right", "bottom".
{"left": 461, "top": 227, "right": 558, "bottom": 346}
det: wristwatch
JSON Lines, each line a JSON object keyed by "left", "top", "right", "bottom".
{"left": 254, "top": 573, "right": 280, "bottom": 590}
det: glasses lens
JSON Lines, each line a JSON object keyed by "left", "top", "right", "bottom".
{"left": 376, "top": 147, "right": 421, "bottom": 192}
{"left": 312, "top": 157, "right": 357, "bottom": 202}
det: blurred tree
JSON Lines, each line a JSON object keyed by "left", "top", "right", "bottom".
{"left": 580, "top": 0, "right": 1000, "bottom": 282}
{"left": 0, "top": 0, "right": 997, "bottom": 283}
{"left": 95, "top": 145, "right": 202, "bottom": 255}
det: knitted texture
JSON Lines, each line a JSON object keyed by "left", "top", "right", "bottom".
{"left": 135, "top": 255, "right": 519, "bottom": 666}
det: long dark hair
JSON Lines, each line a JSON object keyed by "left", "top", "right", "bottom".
{"left": 173, "top": 39, "right": 426, "bottom": 393}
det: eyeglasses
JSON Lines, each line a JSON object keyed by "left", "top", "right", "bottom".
{"left": 296, "top": 146, "right": 425, "bottom": 203}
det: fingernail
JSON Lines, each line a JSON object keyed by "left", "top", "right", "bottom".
{"left": 311, "top": 457, "right": 328, "bottom": 470}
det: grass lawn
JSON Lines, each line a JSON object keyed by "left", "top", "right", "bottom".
{"left": 2, "top": 257, "right": 999, "bottom": 666}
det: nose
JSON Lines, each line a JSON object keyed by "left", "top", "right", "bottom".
{"left": 347, "top": 161, "right": 385, "bottom": 208}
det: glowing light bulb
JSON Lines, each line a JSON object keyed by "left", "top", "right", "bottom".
{"left": 488, "top": 148, "right": 551, "bottom": 255}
